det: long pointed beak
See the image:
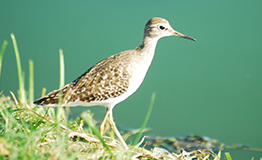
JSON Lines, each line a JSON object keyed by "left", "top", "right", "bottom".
{"left": 172, "top": 30, "right": 196, "bottom": 41}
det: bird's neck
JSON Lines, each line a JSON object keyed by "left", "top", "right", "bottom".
{"left": 139, "top": 36, "right": 159, "bottom": 56}
{"left": 131, "top": 36, "right": 160, "bottom": 72}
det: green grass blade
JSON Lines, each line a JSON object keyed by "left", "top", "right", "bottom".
{"left": 59, "top": 49, "right": 65, "bottom": 89}
{"left": 28, "top": 60, "right": 34, "bottom": 106}
{"left": 57, "top": 49, "right": 65, "bottom": 122}
{"left": 40, "top": 88, "right": 46, "bottom": 97}
{"left": 225, "top": 152, "right": 232, "bottom": 160}
{"left": 0, "top": 40, "right": 8, "bottom": 81}
{"left": 10, "top": 33, "right": 26, "bottom": 104}
{"left": 132, "top": 92, "right": 156, "bottom": 145}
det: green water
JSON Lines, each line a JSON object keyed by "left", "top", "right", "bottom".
{"left": 1, "top": 1, "right": 262, "bottom": 159}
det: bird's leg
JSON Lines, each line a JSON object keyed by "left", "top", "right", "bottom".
{"left": 108, "top": 110, "right": 128, "bottom": 149}
{"left": 99, "top": 108, "right": 111, "bottom": 137}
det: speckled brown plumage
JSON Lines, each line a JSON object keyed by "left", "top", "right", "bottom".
{"left": 34, "top": 52, "right": 133, "bottom": 106}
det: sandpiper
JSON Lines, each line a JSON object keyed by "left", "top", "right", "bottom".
{"left": 34, "top": 17, "right": 196, "bottom": 149}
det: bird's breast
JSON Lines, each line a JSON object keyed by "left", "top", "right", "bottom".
{"left": 125, "top": 51, "right": 155, "bottom": 97}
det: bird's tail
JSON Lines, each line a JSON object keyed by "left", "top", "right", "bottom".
{"left": 34, "top": 84, "right": 71, "bottom": 106}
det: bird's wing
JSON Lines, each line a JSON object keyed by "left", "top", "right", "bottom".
{"left": 34, "top": 53, "right": 131, "bottom": 106}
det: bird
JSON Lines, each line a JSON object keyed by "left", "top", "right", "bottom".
{"left": 34, "top": 17, "right": 196, "bottom": 149}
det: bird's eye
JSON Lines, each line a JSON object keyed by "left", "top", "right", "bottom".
{"left": 159, "top": 25, "right": 165, "bottom": 30}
